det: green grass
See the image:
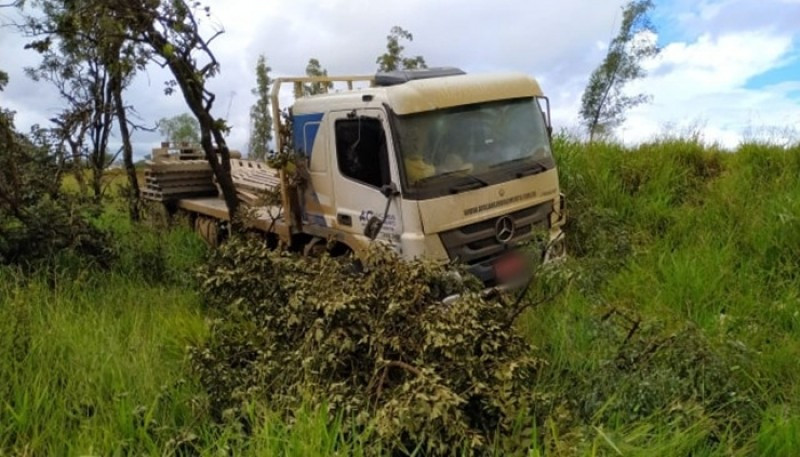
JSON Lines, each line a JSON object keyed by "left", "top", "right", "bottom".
{"left": 0, "top": 215, "right": 208, "bottom": 455}
{"left": 520, "top": 137, "right": 800, "bottom": 455}
{"left": 2, "top": 137, "right": 800, "bottom": 454}
{"left": 0, "top": 210, "right": 370, "bottom": 456}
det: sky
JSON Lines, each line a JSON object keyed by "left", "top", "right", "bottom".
{"left": 1, "top": 0, "right": 799, "bottom": 159}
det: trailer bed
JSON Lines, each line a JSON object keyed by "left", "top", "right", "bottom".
{"left": 178, "top": 197, "right": 290, "bottom": 237}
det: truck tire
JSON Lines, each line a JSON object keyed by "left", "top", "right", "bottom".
{"left": 302, "top": 237, "right": 327, "bottom": 257}
{"left": 195, "top": 215, "right": 220, "bottom": 247}
{"left": 301, "top": 237, "right": 353, "bottom": 258}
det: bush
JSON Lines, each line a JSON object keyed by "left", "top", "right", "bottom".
{"left": 0, "top": 109, "right": 112, "bottom": 267}
{"left": 191, "top": 237, "right": 547, "bottom": 455}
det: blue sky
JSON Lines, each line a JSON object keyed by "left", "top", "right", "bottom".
{"left": 745, "top": 55, "right": 800, "bottom": 92}
{"left": 621, "top": 0, "right": 800, "bottom": 145}
{"left": 1, "top": 0, "right": 799, "bottom": 153}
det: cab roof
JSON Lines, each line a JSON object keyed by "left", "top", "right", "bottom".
{"left": 292, "top": 72, "right": 544, "bottom": 116}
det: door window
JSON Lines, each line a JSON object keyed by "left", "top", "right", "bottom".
{"left": 334, "top": 117, "right": 390, "bottom": 188}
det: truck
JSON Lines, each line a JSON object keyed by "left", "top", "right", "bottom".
{"left": 143, "top": 67, "right": 566, "bottom": 287}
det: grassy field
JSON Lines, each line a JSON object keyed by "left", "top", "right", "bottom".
{"left": 522, "top": 138, "right": 800, "bottom": 455}
{"left": 1, "top": 138, "right": 799, "bottom": 455}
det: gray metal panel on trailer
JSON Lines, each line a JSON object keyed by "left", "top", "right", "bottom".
{"left": 178, "top": 198, "right": 230, "bottom": 220}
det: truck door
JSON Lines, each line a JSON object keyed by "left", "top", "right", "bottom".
{"left": 329, "top": 109, "right": 403, "bottom": 248}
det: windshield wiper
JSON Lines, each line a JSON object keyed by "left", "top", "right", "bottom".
{"left": 415, "top": 169, "right": 486, "bottom": 185}
{"left": 516, "top": 162, "right": 546, "bottom": 178}
{"left": 449, "top": 173, "right": 489, "bottom": 194}
{"left": 414, "top": 169, "right": 489, "bottom": 194}
{"left": 490, "top": 157, "right": 534, "bottom": 168}
{"left": 490, "top": 157, "right": 547, "bottom": 178}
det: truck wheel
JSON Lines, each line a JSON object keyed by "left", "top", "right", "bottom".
{"left": 301, "top": 238, "right": 353, "bottom": 258}
{"left": 328, "top": 242, "right": 353, "bottom": 258}
{"left": 303, "top": 237, "right": 327, "bottom": 257}
{"left": 195, "top": 215, "right": 220, "bottom": 247}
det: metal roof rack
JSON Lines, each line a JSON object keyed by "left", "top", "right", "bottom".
{"left": 374, "top": 67, "right": 466, "bottom": 87}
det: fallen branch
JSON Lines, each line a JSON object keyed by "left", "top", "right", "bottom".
{"left": 503, "top": 274, "right": 572, "bottom": 331}
{"left": 385, "top": 360, "right": 423, "bottom": 377}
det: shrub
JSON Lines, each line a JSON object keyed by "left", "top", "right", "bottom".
{"left": 191, "top": 237, "right": 548, "bottom": 455}
{"left": 0, "top": 109, "right": 112, "bottom": 267}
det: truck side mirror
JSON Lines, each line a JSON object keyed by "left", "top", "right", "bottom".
{"left": 364, "top": 215, "right": 384, "bottom": 240}
{"left": 364, "top": 183, "right": 400, "bottom": 240}
{"left": 380, "top": 182, "right": 400, "bottom": 198}
{"left": 537, "top": 96, "right": 552, "bottom": 134}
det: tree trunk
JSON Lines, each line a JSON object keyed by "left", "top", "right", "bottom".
{"left": 67, "top": 139, "right": 88, "bottom": 196}
{"left": 198, "top": 121, "right": 239, "bottom": 225}
{"left": 589, "top": 68, "right": 619, "bottom": 144}
{"left": 143, "top": 29, "right": 240, "bottom": 223}
{"left": 90, "top": 165, "right": 102, "bottom": 203}
{"left": 88, "top": 65, "right": 115, "bottom": 206}
{"left": 111, "top": 74, "right": 140, "bottom": 221}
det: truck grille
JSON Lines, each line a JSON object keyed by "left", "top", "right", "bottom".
{"left": 439, "top": 201, "right": 553, "bottom": 284}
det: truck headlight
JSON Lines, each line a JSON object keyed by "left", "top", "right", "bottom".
{"left": 546, "top": 232, "right": 566, "bottom": 261}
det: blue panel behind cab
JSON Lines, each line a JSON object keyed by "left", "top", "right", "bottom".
{"left": 292, "top": 113, "right": 324, "bottom": 157}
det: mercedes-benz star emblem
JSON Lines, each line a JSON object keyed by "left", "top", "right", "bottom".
{"left": 495, "top": 216, "right": 515, "bottom": 244}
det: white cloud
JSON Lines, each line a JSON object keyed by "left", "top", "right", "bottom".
{"left": 1, "top": 0, "right": 799, "bottom": 155}
{"left": 2, "top": 0, "right": 627, "bottom": 157}
{"left": 622, "top": 29, "right": 799, "bottom": 147}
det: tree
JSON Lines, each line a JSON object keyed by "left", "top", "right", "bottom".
{"left": 303, "top": 58, "right": 332, "bottom": 96}
{"left": 159, "top": 113, "right": 200, "bottom": 144}
{"left": 248, "top": 55, "right": 272, "bottom": 160}
{"left": 19, "top": 0, "right": 249, "bottom": 221}
{"left": 376, "top": 26, "right": 427, "bottom": 72}
{"left": 21, "top": 0, "right": 147, "bottom": 218}
{"left": 0, "top": 85, "right": 109, "bottom": 266}
{"left": 24, "top": 27, "right": 116, "bottom": 205}
{"left": 111, "top": 64, "right": 143, "bottom": 221}
{"left": 579, "top": 0, "right": 659, "bottom": 142}
{"left": 50, "top": 108, "right": 91, "bottom": 196}
{"left": 124, "top": 0, "right": 241, "bottom": 220}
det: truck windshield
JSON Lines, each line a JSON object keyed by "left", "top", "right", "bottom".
{"left": 394, "top": 97, "right": 554, "bottom": 198}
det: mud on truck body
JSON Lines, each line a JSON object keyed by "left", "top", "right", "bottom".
{"left": 143, "top": 68, "right": 566, "bottom": 287}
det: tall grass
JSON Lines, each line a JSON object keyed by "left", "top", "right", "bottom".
{"left": 0, "top": 217, "right": 207, "bottom": 455}
{"left": 522, "top": 137, "right": 800, "bottom": 455}
{"left": 0, "top": 210, "right": 372, "bottom": 455}
{"left": 1, "top": 138, "right": 799, "bottom": 454}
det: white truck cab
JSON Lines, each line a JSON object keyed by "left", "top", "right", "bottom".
{"left": 283, "top": 69, "right": 565, "bottom": 284}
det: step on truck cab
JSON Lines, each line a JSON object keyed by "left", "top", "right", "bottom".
{"left": 147, "top": 68, "right": 566, "bottom": 287}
